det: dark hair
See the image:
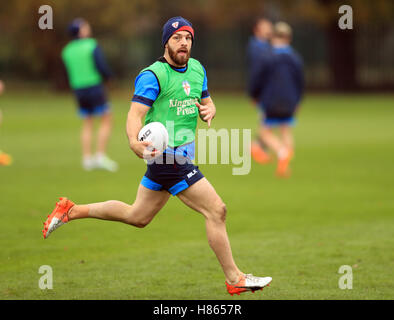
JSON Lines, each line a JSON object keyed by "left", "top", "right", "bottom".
{"left": 67, "top": 18, "right": 86, "bottom": 38}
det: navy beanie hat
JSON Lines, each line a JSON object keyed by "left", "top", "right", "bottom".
{"left": 68, "top": 18, "right": 85, "bottom": 37}
{"left": 162, "top": 16, "right": 194, "bottom": 46}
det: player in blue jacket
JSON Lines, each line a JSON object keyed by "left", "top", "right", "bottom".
{"left": 246, "top": 18, "right": 273, "bottom": 164}
{"left": 251, "top": 22, "right": 304, "bottom": 177}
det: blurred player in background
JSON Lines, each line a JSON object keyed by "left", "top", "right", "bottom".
{"left": 247, "top": 17, "right": 273, "bottom": 165}
{"left": 251, "top": 22, "right": 304, "bottom": 177}
{"left": 43, "top": 16, "right": 272, "bottom": 296}
{"left": 0, "top": 80, "right": 12, "bottom": 166}
{"left": 62, "top": 18, "right": 118, "bottom": 172}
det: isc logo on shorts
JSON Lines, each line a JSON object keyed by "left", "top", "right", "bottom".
{"left": 187, "top": 169, "right": 197, "bottom": 179}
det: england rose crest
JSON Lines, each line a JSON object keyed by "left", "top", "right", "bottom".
{"left": 182, "top": 81, "right": 191, "bottom": 96}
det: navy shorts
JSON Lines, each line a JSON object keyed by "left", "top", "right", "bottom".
{"left": 263, "top": 116, "right": 295, "bottom": 127}
{"left": 74, "top": 84, "right": 110, "bottom": 118}
{"left": 260, "top": 101, "right": 297, "bottom": 127}
{"left": 141, "top": 153, "right": 204, "bottom": 196}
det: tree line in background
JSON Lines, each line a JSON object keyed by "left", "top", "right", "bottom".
{"left": 0, "top": 0, "right": 393, "bottom": 91}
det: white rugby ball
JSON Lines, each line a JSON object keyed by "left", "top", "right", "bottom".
{"left": 138, "top": 122, "right": 169, "bottom": 158}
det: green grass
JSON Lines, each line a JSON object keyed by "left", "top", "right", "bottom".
{"left": 0, "top": 89, "right": 393, "bottom": 300}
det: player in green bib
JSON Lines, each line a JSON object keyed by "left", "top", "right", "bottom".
{"left": 61, "top": 18, "right": 117, "bottom": 172}
{"left": 42, "top": 17, "right": 272, "bottom": 296}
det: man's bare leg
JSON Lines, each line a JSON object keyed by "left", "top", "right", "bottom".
{"left": 259, "top": 125, "right": 287, "bottom": 158}
{"left": 93, "top": 111, "right": 118, "bottom": 171}
{"left": 96, "top": 112, "right": 112, "bottom": 155}
{"left": 260, "top": 124, "right": 291, "bottom": 176}
{"left": 251, "top": 123, "right": 271, "bottom": 164}
{"left": 81, "top": 116, "right": 94, "bottom": 158}
{"left": 177, "top": 178, "right": 242, "bottom": 284}
{"left": 81, "top": 116, "right": 94, "bottom": 170}
{"left": 68, "top": 185, "right": 170, "bottom": 227}
{"left": 279, "top": 124, "right": 294, "bottom": 156}
{"left": 42, "top": 181, "right": 272, "bottom": 293}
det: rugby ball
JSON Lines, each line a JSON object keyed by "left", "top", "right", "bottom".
{"left": 138, "top": 122, "right": 169, "bottom": 158}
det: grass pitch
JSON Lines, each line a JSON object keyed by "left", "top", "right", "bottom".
{"left": 0, "top": 88, "right": 393, "bottom": 299}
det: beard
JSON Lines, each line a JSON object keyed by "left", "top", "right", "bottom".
{"left": 168, "top": 45, "right": 191, "bottom": 66}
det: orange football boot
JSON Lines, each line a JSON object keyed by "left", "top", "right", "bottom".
{"left": 0, "top": 151, "right": 12, "bottom": 166}
{"left": 226, "top": 274, "right": 272, "bottom": 296}
{"left": 251, "top": 141, "right": 271, "bottom": 164}
{"left": 42, "top": 197, "right": 75, "bottom": 239}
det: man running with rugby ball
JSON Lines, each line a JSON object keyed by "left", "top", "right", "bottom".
{"left": 43, "top": 17, "right": 272, "bottom": 296}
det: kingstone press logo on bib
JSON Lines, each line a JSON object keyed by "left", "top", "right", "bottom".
{"left": 169, "top": 98, "right": 198, "bottom": 116}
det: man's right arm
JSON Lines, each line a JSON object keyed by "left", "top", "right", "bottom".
{"left": 126, "top": 102, "right": 155, "bottom": 159}
{"left": 127, "top": 70, "right": 160, "bottom": 158}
